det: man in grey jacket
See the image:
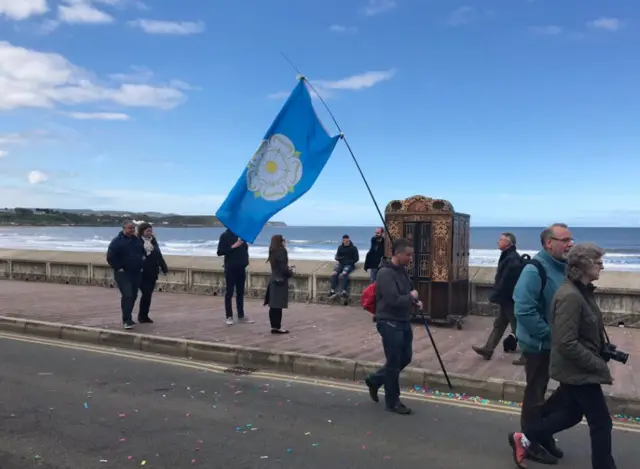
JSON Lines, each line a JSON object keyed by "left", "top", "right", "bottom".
{"left": 364, "top": 238, "right": 421, "bottom": 415}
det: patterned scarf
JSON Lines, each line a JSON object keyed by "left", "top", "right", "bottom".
{"left": 142, "top": 236, "right": 155, "bottom": 256}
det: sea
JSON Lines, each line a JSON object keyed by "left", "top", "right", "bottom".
{"left": 1, "top": 226, "right": 640, "bottom": 271}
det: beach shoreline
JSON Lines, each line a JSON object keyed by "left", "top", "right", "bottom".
{"left": 2, "top": 225, "right": 640, "bottom": 271}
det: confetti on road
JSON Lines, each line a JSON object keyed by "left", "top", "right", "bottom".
{"left": 286, "top": 448, "right": 292, "bottom": 454}
{"left": 83, "top": 402, "right": 88, "bottom": 409}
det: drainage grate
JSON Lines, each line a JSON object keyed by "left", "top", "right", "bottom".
{"left": 223, "top": 365, "right": 257, "bottom": 376}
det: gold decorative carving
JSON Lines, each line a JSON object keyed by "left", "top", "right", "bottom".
{"left": 384, "top": 195, "right": 454, "bottom": 214}
{"left": 431, "top": 218, "right": 450, "bottom": 281}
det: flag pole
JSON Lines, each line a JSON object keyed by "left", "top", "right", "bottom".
{"left": 279, "top": 53, "right": 453, "bottom": 390}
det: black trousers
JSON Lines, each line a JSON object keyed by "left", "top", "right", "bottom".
{"left": 484, "top": 302, "right": 517, "bottom": 351}
{"left": 526, "top": 383, "right": 616, "bottom": 469}
{"left": 269, "top": 308, "right": 282, "bottom": 329}
{"left": 367, "top": 320, "right": 413, "bottom": 408}
{"left": 114, "top": 270, "right": 140, "bottom": 322}
{"left": 224, "top": 266, "right": 246, "bottom": 318}
{"left": 521, "top": 351, "right": 553, "bottom": 432}
{"left": 139, "top": 275, "right": 157, "bottom": 320}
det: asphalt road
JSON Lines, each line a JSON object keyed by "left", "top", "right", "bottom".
{"left": 0, "top": 336, "right": 638, "bottom": 469}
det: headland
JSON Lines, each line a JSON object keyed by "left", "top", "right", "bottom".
{"left": 0, "top": 208, "right": 286, "bottom": 228}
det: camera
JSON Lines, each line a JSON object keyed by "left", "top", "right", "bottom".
{"left": 601, "top": 343, "right": 629, "bottom": 365}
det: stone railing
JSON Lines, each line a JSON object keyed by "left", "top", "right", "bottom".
{"left": 1, "top": 248, "right": 639, "bottom": 327}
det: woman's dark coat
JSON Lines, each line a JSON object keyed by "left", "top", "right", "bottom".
{"left": 141, "top": 237, "right": 169, "bottom": 281}
{"left": 264, "top": 247, "right": 292, "bottom": 309}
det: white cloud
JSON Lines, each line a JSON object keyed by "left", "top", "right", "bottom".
{"left": 0, "top": 0, "right": 48, "bottom": 20}
{"left": 317, "top": 69, "right": 396, "bottom": 90}
{"left": 0, "top": 150, "right": 7, "bottom": 158}
{"left": 268, "top": 70, "right": 396, "bottom": 100}
{"left": 330, "top": 24, "right": 357, "bottom": 34}
{"left": 447, "top": 6, "right": 475, "bottom": 26}
{"left": 531, "top": 25, "right": 563, "bottom": 35}
{"left": 0, "top": 130, "right": 50, "bottom": 145}
{"left": 27, "top": 170, "right": 49, "bottom": 185}
{"left": 64, "top": 111, "right": 130, "bottom": 120}
{"left": 362, "top": 0, "right": 396, "bottom": 16}
{"left": 129, "top": 19, "right": 205, "bottom": 35}
{"left": 0, "top": 185, "right": 227, "bottom": 215}
{"left": 0, "top": 41, "right": 188, "bottom": 111}
{"left": 588, "top": 17, "right": 623, "bottom": 32}
{"left": 58, "top": 0, "right": 114, "bottom": 24}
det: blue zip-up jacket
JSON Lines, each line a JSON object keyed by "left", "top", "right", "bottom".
{"left": 513, "top": 249, "right": 567, "bottom": 353}
{"left": 106, "top": 232, "right": 145, "bottom": 274}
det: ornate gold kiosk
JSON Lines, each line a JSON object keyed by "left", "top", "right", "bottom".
{"left": 384, "top": 195, "right": 470, "bottom": 329}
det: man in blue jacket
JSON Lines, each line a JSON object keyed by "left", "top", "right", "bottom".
{"left": 513, "top": 223, "right": 573, "bottom": 464}
{"left": 106, "top": 221, "right": 145, "bottom": 330}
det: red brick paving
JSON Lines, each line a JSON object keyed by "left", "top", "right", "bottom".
{"left": 0, "top": 280, "right": 638, "bottom": 399}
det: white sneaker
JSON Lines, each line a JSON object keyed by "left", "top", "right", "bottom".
{"left": 225, "top": 317, "right": 235, "bottom": 326}
{"left": 237, "top": 317, "right": 255, "bottom": 324}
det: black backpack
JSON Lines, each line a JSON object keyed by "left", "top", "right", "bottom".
{"left": 499, "top": 254, "right": 547, "bottom": 301}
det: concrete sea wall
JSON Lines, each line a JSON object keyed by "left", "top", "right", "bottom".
{"left": 1, "top": 248, "right": 639, "bottom": 328}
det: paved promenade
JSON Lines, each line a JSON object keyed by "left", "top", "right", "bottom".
{"left": 1, "top": 280, "right": 639, "bottom": 400}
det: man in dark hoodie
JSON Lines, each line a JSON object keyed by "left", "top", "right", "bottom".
{"left": 217, "top": 228, "right": 253, "bottom": 326}
{"left": 106, "top": 221, "right": 145, "bottom": 330}
{"left": 364, "top": 227, "right": 385, "bottom": 283}
{"left": 328, "top": 234, "right": 360, "bottom": 299}
{"left": 471, "top": 232, "right": 521, "bottom": 360}
{"left": 364, "top": 238, "right": 420, "bottom": 415}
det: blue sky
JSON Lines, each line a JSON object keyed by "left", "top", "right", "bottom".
{"left": 0, "top": 0, "right": 639, "bottom": 227}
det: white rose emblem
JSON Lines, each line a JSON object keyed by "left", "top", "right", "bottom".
{"left": 246, "top": 134, "right": 303, "bottom": 201}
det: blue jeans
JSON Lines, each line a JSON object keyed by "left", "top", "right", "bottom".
{"left": 330, "top": 263, "right": 355, "bottom": 293}
{"left": 114, "top": 270, "right": 140, "bottom": 322}
{"left": 369, "top": 268, "right": 379, "bottom": 283}
{"left": 366, "top": 320, "right": 413, "bottom": 408}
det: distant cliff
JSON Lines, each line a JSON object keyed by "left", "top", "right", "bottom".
{"left": 0, "top": 208, "right": 287, "bottom": 228}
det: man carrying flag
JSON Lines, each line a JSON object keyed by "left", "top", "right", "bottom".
{"left": 216, "top": 77, "right": 341, "bottom": 244}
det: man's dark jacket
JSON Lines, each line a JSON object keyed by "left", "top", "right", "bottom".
{"left": 374, "top": 259, "right": 414, "bottom": 322}
{"left": 106, "top": 232, "right": 145, "bottom": 274}
{"left": 489, "top": 245, "right": 521, "bottom": 305}
{"left": 364, "top": 236, "right": 384, "bottom": 271}
{"left": 335, "top": 243, "right": 359, "bottom": 267}
{"left": 217, "top": 230, "right": 249, "bottom": 269}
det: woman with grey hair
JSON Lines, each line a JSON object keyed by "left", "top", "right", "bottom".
{"left": 509, "top": 243, "right": 617, "bottom": 469}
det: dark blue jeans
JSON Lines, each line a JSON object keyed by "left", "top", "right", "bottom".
{"left": 367, "top": 320, "right": 413, "bottom": 408}
{"left": 330, "top": 263, "right": 355, "bottom": 293}
{"left": 114, "top": 270, "right": 140, "bottom": 322}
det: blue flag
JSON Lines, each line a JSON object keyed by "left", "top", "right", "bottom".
{"left": 216, "top": 79, "right": 341, "bottom": 243}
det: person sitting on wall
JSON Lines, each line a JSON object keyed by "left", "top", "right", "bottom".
{"left": 364, "top": 227, "right": 385, "bottom": 284}
{"left": 136, "top": 222, "right": 168, "bottom": 324}
{"left": 328, "top": 234, "right": 360, "bottom": 300}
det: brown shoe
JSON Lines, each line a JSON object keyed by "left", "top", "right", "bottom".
{"left": 472, "top": 345, "right": 493, "bottom": 360}
{"left": 512, "top": 355, "right": 526, "bottom": 366}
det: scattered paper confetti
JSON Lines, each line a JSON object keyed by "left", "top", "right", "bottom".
{"left": 83, "top": 402, "right": 88, "bottom": 409}
{"left": 312, "top": 443, "right": 320, "bottom": 447}
{"left": 286, "top": 448, "right": 292, "bottom": 454}
{"left": 141, "top": 461, "right": 146, "bottom": 466}
{"left": 260, "top": 456, "right": 268, "bottom": 459}
{"left": 99, "top": 459, "right": 108, "bottom": 463}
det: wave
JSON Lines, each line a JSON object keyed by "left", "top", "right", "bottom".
{"left": 1, "top": 231, "right": 640, "bottom": 271}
